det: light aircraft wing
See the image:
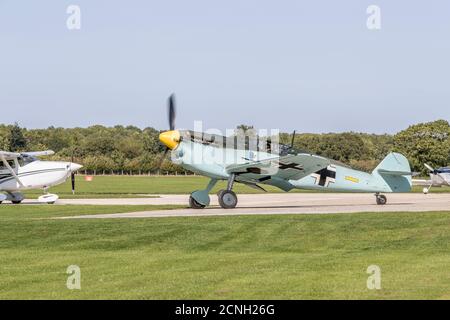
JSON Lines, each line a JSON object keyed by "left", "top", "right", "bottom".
{"left": 22, "top": 150, "right": 55, "bottom": 157}
{"left": 226, "top": 153, "right": 330, "bottom": 191}
{"left": 0, "top": 151, "right": 21, "bottom": 160}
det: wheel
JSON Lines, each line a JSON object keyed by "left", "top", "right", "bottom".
{"left": 218, "top": 190, "right": 238, "bottom": 209}
{"left": 47, "top": 202, "right": 56, "bottom": 205}
{"left": 12, "top": 201, "right": 22, "bottom": 204}
{"left": 189, "top": 196, "right": 206, "bottom": 209}
{"left": 0, "top": 202, "right": 2, "bottom": 204}
{"left": 376, "top": 195, "right": 387, "bottom": 205}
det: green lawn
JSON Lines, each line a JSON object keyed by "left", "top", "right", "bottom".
{"left": 24, "top": 175, "right": 450, "bottom": 199}
{"left": 1, "top": 205, "right": 450, "bottom": 299}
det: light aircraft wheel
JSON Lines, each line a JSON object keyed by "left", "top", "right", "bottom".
{"left": 12, "top": 200, "right": 22, "bottom": 205}
{"left": 0, "top": 202, "right": 2, "bottom": 204}
{"left": 218, "top": 190, "right": 238, "bottom": 209}
{"left": 376, "top": 195, "right": 387, "bottom": 205}
{"left": 189, "top": 196, "right": 206, "bottom": 209}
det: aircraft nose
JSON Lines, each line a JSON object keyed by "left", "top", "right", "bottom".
{"left": 70, "top": 163, "right": 83, "bottom": 172}
{"left": 159, "top": 130, "right": 181, "bottom": 150}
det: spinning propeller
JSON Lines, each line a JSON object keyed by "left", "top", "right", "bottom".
{"left": 69, "top": 153, "right": 83, "bottom": 194}
{"left": 158, "top": 94, "right": 181, "bottom": 170}
{"left": 71, "top": 154, "right": 76, "bottom": 194}
{"left": 168, "top": 93, "right": 176, "bottom": 131}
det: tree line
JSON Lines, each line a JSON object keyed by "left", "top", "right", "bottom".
{"left": 1, "top": 120, "right": 449, "bottom": 175}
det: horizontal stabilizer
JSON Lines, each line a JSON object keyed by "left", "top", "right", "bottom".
{"left": 378, "top": 169, "right": 412, "bottom": 176}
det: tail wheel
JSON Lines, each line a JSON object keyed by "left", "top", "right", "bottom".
{"left": 189, "top": 196, "right": 206, "bottom": 209}
{"left": 376, "top": 195, "right": 387, "bottom": 205}
{"left": 218, "top": 190, "right": 238, "bottom": 209}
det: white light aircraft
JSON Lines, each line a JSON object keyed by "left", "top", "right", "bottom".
{"left": 0, "top": 150, "right": 82, "bottom": 204}
{"left": 420, "top": 164, "right": 450, "bottom": 194}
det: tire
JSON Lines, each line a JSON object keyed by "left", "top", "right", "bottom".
{"left": 218, "top": 190, "right": 238, "bottom": 209}
{"left": 189, "top": 196, "right": 206, "bottom": 209}
{"left": 376, "top": 195, "right": 387, "bottom": 205}
{"left": 12, "top": 200, "right": 22, "bottom": 205}
{"left": 0, "top": 202, "right": 2, "bottom": 204}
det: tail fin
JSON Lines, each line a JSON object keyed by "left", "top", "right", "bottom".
{"left": 372, "top": 153, "right": 412, "bottom": 192}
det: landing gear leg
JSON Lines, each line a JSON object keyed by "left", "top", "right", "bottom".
{"left": 6, "top": 192, "right": 24, "bottom": 204}
{"left": 189, "top": 179, "right": 218, "bottom": 209}
{"left": 375, "top": 193, "right": 387, "bottom": 205}
{"left": 218, "top": 174, "right": 238, "bottom": 209}
{"left": 0, "top": 193, "right": 6, "bottom": 204}
{"left": 423, "top": 184, "right": 433, "bottom": 195}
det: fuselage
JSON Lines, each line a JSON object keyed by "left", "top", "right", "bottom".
{"left": 171, "top": 139, "right": 411, "bottom": 194}
{"left": 431, "top": 168, "right": 450, "bottom": 186}
{"left": 0, "top": 160, "right": 80, "bottom": 192}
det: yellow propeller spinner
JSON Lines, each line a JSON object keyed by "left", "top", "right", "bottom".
{"left": 159, "top": 130, "right": 181, "bottom": 150}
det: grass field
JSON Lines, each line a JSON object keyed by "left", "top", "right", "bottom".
{"left": 1, "top": 204, "right": 450, "bottom": 299}
{"left": 24, "top": 175, "right": 450, "bottom": 199}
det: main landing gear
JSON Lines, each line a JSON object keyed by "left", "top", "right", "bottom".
{"left": 375, "top": 193, "right": 387, "bottom": 205}
{"left": 217, "top": 174, "right": 238, "bottom": 209}
{"left": 189, "top": 178, "right": 218, "bottom": 209}
{"left": 6, "top": 192, "right": 24, "bottom": 204}
{"left": 188, "top": 174, "right": 239, "bottom": 209}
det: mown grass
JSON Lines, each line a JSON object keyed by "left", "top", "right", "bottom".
{"left": 1, "top": 205, "right": 450, "bottom": 299}
{"left": 24, "top": 175, "right": 450, "bottom": 199}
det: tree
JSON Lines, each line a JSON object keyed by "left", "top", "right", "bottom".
{"left": 9, "top": 123, "right": 27, "bottom": 151}
{"left": 0, "top": 125, "right": 11, "bottom": 150}
{"left": 394, "top": 120, "right": 450, "bottom": 173}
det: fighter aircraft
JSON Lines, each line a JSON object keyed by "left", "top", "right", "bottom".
{"left": 420, "top": 164, "right": 450, "bottom": 194}
{"left": 0, "top": 150, "right": 82, "bottom": 204}
{"left": 158, "top": 95, "right": 413, "bottom": 209}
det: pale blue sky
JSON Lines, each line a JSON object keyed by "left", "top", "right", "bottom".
{"left": 0, "top": 0, "right": 449, "bottom": 133}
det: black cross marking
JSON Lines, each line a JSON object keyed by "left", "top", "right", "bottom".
{"left": 278, "top": 162, "right": 303, "bottom": 171}
{"left": 312, "top": 166, "right": 336, "bottom": 187}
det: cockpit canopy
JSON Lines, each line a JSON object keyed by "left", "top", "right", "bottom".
{"left": 179, "top": 130, "right": 299, "bottom": 155}
{"left": 19, "top": 154, "right": 38, "bottom": 166}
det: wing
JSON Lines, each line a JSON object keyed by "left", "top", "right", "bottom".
{"left": 21, "top": 150, "right": 55, "bottom": 157}
{"left": 227, "top": 153, "right": 331, "bottom": 191}
{"left": 0, "top": 151, "right": 21, "bottom": 160}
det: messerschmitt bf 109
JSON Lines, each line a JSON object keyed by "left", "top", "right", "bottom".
{"left": 158, "top": 95, "right": 413, "bottom": 209}
{"left": 0, "top": 150, "right": 82, "bottom": 204}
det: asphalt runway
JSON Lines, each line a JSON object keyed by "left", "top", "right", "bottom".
{"left": 56, "top": 193, "right": 450, "bottom": 219}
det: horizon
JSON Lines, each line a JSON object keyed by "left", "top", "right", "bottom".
{"left": 3, "top": 118, "right": 448, "bottom": 136}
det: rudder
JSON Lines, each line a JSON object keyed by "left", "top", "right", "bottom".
{"left": 372, "top": 153, "right": 412, "bottom": 192}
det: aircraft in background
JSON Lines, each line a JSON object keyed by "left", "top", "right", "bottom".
{"left": 417, "top": 164, "right": 450, "bottom": 194}
{"left": 158, "top": 95, "right": 413, "bottom": 209}
{"left": 0, "top": 150, "right": 82, "bottom": 204}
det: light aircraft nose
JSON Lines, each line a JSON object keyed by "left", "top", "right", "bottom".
{"left": 159, "top": 130, "right": 181, "bottom": 150}
{"left": 70, "top": 163, "right": 83, "bottom": 172}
